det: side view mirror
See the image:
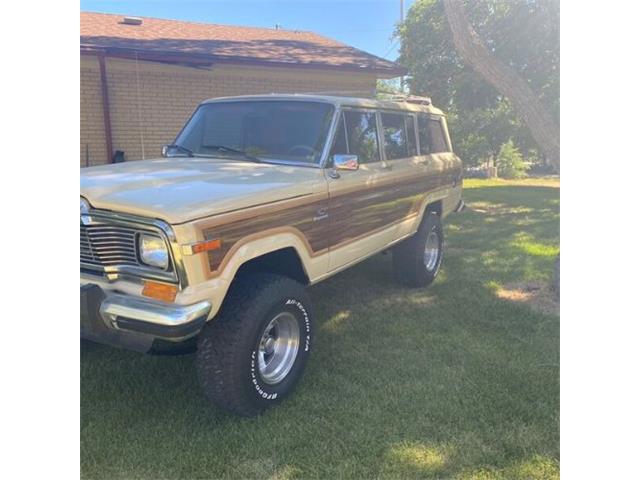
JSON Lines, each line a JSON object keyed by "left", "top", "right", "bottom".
{"left": 332, "top": 154, "right": 359, "bottom": 171}
{"left": 162, "top": 144, "right": 194, "bottom": 158}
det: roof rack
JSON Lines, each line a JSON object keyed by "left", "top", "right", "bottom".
{"left": 379, "top": 93, "right": 432, "bottom": 105}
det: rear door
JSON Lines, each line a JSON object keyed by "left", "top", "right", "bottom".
{"left": 375, "top": 110, "right": 427, "bottom": 226}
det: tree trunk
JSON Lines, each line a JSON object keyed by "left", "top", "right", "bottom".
{"left": 442, "top": 0, "right": 560, "bottom": 171}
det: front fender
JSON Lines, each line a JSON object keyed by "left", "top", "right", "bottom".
{"left": 175, "top": 227, "right": 328, "bottom": 321}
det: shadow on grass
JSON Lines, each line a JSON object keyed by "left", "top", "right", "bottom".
{"left": 81, "top": 183, "right": 559, "bottom": 479}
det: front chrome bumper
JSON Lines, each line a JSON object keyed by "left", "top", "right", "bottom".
{"left": 81, "top": 284, "right": 211, "bottom": 352}
{"left": 101, "top": 293, "right": 211, "bottom": 337}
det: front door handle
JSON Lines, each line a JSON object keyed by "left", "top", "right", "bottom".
{"left": 381, "top": 162, "right": 393, "bottom": 170}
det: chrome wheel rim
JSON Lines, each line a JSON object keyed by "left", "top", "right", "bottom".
{"left": 258, "top": 312, "right": 300, "bottom": 385}
{"left": 423, "top": 230, "right": 440, "bottom": 271}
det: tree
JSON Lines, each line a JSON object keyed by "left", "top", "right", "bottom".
{"left": 442, "top": 0, "right": 559, "bottom": 171}
{"left": 398, "top": 0, "right": 559, "bottom": 170}
{"left": 376, "top": 79, "right": 404, "bottom": 97}
{"left": 496, "top": 140, "right": 528, "bottom": 179}
{"left": 447, "top": 98, "right": 532, "bottom": 166}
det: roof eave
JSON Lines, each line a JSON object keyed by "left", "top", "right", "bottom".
{"left": 80, "top": 44, "right": 407, "bottom": 77}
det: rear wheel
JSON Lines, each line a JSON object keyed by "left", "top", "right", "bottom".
{"left": 392, "top": 211, "right": 444, "bottom": 287}
{"left": 196, "top": 273, "right": 313, "bottom": 416}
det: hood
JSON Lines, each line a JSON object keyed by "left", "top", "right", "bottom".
{"left": 80, "top": 157, "right": 325, "bottom": 224}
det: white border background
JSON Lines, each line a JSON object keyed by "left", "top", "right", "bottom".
{"left": 561, "top": 1, "right": 640, "bottom": 477}
{"left": 1, "top": 0, "right": 640, "bottom": 477}
{"left": 2, "top": 0, "right": 79, "bottom": 477}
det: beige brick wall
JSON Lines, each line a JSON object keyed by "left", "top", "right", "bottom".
{"left": 80, "top": 56, "right": 108, "bottom": 166}
{"left": 80, "top": 56, "right": 378, "bottom": 166}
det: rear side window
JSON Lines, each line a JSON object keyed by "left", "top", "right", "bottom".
{"left": 380, "top": 112, "right": 409, "bottom": 160}
{"left": 417, "top": 115, "right": 431, "bottom": 155}
{"left": 405, "top": 115, "right": 418, "bottom": 156}
{"left": 418, "top": 114, "right": 450, "bottom": 154}
{"left": 342, "top": 110, "right": 381, "bottom": 163}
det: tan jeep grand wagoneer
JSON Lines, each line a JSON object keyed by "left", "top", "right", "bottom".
{"left": 80, "top": 94, "right": 464, "bottom": 416}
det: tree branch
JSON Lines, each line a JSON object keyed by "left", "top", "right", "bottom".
{"left": 442, "top": 0, "right": 560, "bottom": 171}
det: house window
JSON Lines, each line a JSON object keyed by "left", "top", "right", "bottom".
{"left": 381, "top": 112, "right": 409, "bottom": 160}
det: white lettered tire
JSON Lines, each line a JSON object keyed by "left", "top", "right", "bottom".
{"left": 196, "top": 273, "right": 313, "bottom": 416}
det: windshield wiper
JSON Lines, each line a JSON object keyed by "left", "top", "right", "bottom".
{"left": 164, "top": 144, "right": 194, "bottom": 157}
{"left": 206, "top": 145, "right": 261, "bottom": 163}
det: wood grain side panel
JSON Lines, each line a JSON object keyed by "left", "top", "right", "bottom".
{"left": 202, "top": 200, "right": 328, "bottom": 272}
{"left": 196, "top": 159, "right": 459, "bottom": 276}
{"left": 327, "top": 168, "right": 455, "bottom": 247}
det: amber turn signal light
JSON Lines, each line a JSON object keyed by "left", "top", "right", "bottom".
{"left": 142, "top": 281, "right": 178, "bottom": 302}
{"left": 191, "top": 238, "right": 221, "bottom": 254}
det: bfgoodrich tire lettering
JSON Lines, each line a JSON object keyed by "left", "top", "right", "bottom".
{"left": 392, "top": 211, "right": 444, "bottom": 287}
{"left": 196, "top": 273, "right": 313, "bottom": 416}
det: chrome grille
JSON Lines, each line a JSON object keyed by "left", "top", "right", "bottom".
{"left": 80, "top": 223, "right": 142, "bottom": 267}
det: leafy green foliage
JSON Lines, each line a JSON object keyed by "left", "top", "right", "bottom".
{"left": 398, "top": 0, "right": 559, "bottom": 167}
{"left": 376, "top": 78, "right": 404, "bottom": 97}
{"left": 497, "top": 140, "right": 529, "bottom": 179}
{"left": 447, "top": 99, "right": 533, "bottom": 166}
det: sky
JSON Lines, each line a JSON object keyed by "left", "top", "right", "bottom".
{"left": 80, "top": 0, "right": 415, "bottom": 61}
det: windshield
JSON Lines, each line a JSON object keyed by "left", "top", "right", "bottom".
{"left": 173, "top": 101, "right": 335, "bottom": 165}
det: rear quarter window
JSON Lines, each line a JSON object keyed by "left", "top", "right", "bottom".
{"left": 418, "top": 114, "right": 450, "bottom": 154}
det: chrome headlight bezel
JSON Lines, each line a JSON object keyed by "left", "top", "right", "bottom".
{"left": 80, "top": 197, "right": 90, "bottom": 214}
{"left": 138, "top": 233, "right": 170, "bottom": 270}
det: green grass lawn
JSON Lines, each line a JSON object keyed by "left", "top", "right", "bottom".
{"left": 81, "top": 178, "right": 560, "bottom": 479}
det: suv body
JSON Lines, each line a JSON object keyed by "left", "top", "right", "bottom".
{"left": 80, "top": 94, "right": 463, "bottom": 415}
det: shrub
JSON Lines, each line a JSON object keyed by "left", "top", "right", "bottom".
{"left": 496, "top": 140, "right": 529, "bottom": 179}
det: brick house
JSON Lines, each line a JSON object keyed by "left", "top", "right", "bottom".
{"left": 80, "top": 12, "right": 405, "bottom": 166}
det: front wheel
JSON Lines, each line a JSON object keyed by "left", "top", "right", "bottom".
{"left": 196, "top": 273, "right": 313, "bottom": 416}
{"left": 392, "top": 212, "right": 444, "bottom": 287}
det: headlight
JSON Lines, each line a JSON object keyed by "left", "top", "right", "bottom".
{"left": 138, "top": 234, "right": 169, "bottom": 269}
{"left": 80, "top": 197, "right": 90, "bottom": 214}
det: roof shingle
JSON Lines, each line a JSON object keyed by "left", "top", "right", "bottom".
{"left": 80, "top": 12, "right": 405, "bottom": 76}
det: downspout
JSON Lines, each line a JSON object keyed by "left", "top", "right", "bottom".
{"left": 97, "top": 51, "right": 114, "bottom": 163}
